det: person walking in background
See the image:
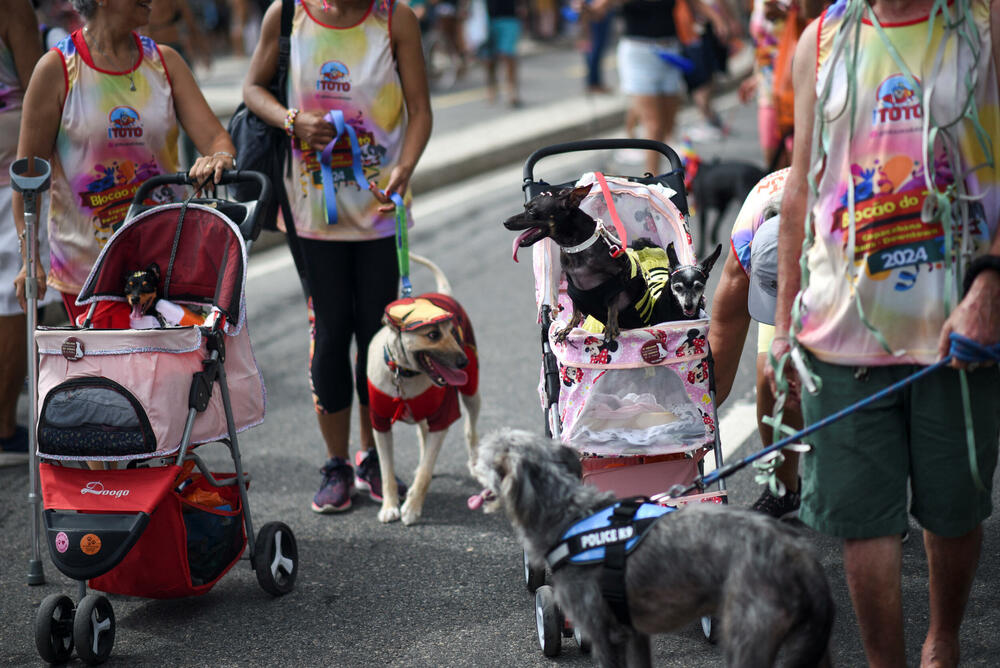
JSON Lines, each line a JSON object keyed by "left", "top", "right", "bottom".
{"left": 12, "top": 0, "right": 237, "bottom": 330}
{"left": 589, "top": 0, "right": 728, "bottom": 175}
{"left": 483, "top": 0, "right": 524, "bottom": 107}
{"left": 676, "top": 0, "right": 738, "bottom": 141}
{"left": 242, "top": 0, "right": 432, "bottom": 514}
{"left": 768, "top": 1, "right": 1000, "bottom": 665}
{"left": 0, "top": 0, "right": 58, "bottom": 466}
{"left": 574, "top": 0, "right": 614, "bottom": 94}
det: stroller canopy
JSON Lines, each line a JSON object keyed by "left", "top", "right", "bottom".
{"left": 77, "top": 203, "right": 247, "bottom": 326}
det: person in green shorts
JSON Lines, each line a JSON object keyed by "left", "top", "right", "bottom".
{"left": 768, "top": 1, "right": 1000, "bottom": 665}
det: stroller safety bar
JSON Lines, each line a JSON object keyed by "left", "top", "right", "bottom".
{"left": 523, "top": 139, "right": 684, "bottom": 184}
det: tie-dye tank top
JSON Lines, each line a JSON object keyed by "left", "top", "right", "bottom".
{"left": 286, "top": 0, "right": 410, "bottom": 241}
{"left": 0, "top": 34, "right": 24, "bottom": 187}
{"left": 48, "top": 31, "right": 179, "bottom": 295}
{"left": 798, "top": 1, "right": 1000, "bottom": 365}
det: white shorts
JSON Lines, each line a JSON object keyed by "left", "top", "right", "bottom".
{"left": 617, "top": 37, "right": 685, "bottom": 97}
{"left": 0, "top": 186, "right": 58, "bottom": 316}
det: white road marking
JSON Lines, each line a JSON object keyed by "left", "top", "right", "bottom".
{"left": 704, "top": 398, "right": 758, "bottom": 473}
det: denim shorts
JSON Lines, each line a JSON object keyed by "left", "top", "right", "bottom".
{"left": 484, "top": 17, "right": 521, "bottom": 57}
{"left": 799, "top": 354, "right": 1000, "bottom": 539}
{"left": 617, "top": 37, "right": 684, "bottom": 96}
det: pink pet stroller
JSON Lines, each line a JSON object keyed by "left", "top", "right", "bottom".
{"left": 516, "top": 140, "right": 728, "bottom": 655}
{"left": 30, "top": 172, "right": 298, "bottom": 665}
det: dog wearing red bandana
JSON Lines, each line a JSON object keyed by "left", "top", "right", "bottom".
{"left": 366, "top": 254, "right": 480, "bottom": 526}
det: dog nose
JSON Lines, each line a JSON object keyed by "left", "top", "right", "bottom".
{"left": 456, "top": 356, "right": 469, "bottom": 369}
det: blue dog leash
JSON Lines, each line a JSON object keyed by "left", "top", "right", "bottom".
{"left": 670, "top": 334, "right": 1000, "bottom": 498}
{"left": 319, "top": 111, "right": 411, "bottom": 297}
{"left": 319, "top": 109, "right": 369, "bottom": 225}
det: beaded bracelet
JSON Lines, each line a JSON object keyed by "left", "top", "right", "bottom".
{"left": 284, "top": 107, "right": 300, "bottom": 138}
{"left": 213, "top": 150, "right": 235, "bottom": 163}
{"left": 963, "top": 254, "right": 1000, "bottom": 295}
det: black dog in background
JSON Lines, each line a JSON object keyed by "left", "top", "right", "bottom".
{"left": 690, "top": 160, "right": 766, "bottom": 256}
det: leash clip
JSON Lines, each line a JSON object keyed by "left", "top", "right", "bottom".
{"left": 609, "top": 245, "right": 624, "bottom": 258}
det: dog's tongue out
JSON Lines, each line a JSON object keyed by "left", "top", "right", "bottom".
{"left": 130, "top": 302, "right": 143, "bottom": 320}
{"left": 511, "top": 229, "right": 537, "bottom": 263}
{"left": 421, "top": 354, "right": 468, "bottom": 386}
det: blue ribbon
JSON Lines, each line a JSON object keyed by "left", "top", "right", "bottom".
{"left": 656, "top": 49, "right": 695, "bottom": 75}
{"left": 319, "top": 109, "right": 370, "bottom": 225}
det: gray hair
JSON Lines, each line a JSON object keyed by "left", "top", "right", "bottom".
{"left": 70, "top": 0, "right": 98, "bottom": 19}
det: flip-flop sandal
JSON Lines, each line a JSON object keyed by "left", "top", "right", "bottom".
{"left": 0, "top": 425, "right": 30, "bottom": 467}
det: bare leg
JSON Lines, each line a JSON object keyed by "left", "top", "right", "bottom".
{"left": 0, "top": 313, "right": 26, "bottom": 439}
{"left": 920, "top": 526, "right": 983, "bottom": 668}
{"left": 317, "top": 406, "right": 351, "bottom": 460}
{"left": 632, "top": 93, "right": 680, "bottom": 175}
{"left": 485, "top": 58, "right": 498, "bottom": 103}
{"left": 756, "top": 353, "right": 801, "bottom": 492}
{"left": 503, "top": 54, "right": 520, "bottom": 105}
{"left": 843, "top": 536, "right": 906, "bottom": 668}
{"left": 358, "top": 404, "right": 374, "bottom": 451}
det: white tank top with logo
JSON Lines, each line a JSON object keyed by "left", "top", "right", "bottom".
{"left": 285, "top": 0, "right": 411, "bottom": 241}
{"left": 48, "top": 31, "right": 179, "bottom": 295}
{"left": 799, "top": 1, "right": 1000, "bottom": 365}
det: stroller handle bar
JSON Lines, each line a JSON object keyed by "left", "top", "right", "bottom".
{"left": 130, "top": 170, "right": 273, "bottom": 242}
{"left": 522, "top": 139, "right": 684, "bottom": 185}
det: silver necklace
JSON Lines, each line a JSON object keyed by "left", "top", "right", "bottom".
{"left": 84, "top": 27, "right": 137, "bottom": 91}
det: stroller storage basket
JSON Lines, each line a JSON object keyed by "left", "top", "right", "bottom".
{"left": 89, "top": 472, "right": 247, "bottom": 598}
{"left": 35, "top": 326, "right": 264, "bottom": 462}
{"left": 547, "top": 320, "right": 714, "bottom": 456}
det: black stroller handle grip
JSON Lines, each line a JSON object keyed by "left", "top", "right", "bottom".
{"left": 522, "top": 139, "right": 684, "bottom": 184}
{"left": 132, "top": 170, "right": 271, "bottom": 204}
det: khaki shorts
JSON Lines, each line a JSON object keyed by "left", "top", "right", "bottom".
{"left": 756, "top": 323, "right": 775, "bottom": 355}
{"left": 800, "top": 354, "right": 1000, "bottom": 539}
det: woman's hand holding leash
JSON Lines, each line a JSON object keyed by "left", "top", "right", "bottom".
{"left": 293, "top": 109, "right": 336, "bottom": 151}
{"left": 371, "top": 165, "right": 413, "bottom": 213}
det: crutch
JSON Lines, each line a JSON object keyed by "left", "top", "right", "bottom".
{"left": 10, "top": 157, "right": 52, "bottom": 586}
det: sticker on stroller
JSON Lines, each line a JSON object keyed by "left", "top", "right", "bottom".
{"left": 61, "top": 337, "right": 84, "bottom": 361}
{"left": 55, "top": 532, "right": 69, "bottom": 553}
{"left": 80, "top": 533, "right": 102, "bottom": 556}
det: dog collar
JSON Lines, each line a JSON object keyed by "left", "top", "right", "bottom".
{"left": 383, "top": 345, "right": 421, "bottom": 378}
{"left": 562, "top": 219, "right": 624, "bottom": 257}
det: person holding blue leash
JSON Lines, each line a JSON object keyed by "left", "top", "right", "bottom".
{"left": 243, "top": 0, "right": 432, "bottom": 514}
{"left": 767, "top": 1, "right": 1000, "bottom": 665}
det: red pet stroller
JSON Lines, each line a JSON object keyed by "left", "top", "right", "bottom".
{"left": 31, "top": 172, "right": 298, "bottom": 665}
{"left": 515, "top": 140, "right": 729, "bottom": 656}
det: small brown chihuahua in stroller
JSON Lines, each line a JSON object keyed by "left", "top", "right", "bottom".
{"left": 504, "top": 185, "right": 721, "bottom": 343}
{"left": 472, "top": 429, "right": 834, "bottom": 668}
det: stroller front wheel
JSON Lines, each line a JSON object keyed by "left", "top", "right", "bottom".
{"left": 35, "top": 594, "right": 75, "bottom": 664}
{"left": 254, "top": 521, "right": 298, "bottom": 596}
{"left": 535, "top": 585, "right": 563, "bottom": 657}
{"left": 73, "top": 594, "right": 115, "bottom": 665}
{"left": 523, "top": 549, "right": 545, "bottom": 592}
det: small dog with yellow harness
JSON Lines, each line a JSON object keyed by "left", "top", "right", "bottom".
{"left": 366, "top": 254, "right": 481, "bottom": 526}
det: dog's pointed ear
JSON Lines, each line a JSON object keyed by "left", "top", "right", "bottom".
{"left": 146, "top": 262, "right": 161, "bottom": 282}
{"left": 666, "top": 242, "right": 680, "bottom": 267}
{"left": 564, "top": 184, "right": 593, "bottom": 209}
{"left": 701, "top": 244, "right": 723, "bottom": 273}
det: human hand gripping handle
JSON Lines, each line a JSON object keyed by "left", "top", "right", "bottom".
{"left": 938, "top": 264, "right": 1000, "bottom": 369}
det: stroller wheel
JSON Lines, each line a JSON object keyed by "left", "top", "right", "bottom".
{"left": 523, "top": 549, "right": 545, "bottom": 592}
{"left": 35, "top": 594, "right": 75, "bottom": 664}
{"left": 573, "top": 625, "right": 591, "bottom": 654}
{"left": 73, "top": 594, "right": 115, "bottom": 665}
{"left": 701, "top": 615, "right": 719, "bottom": 644}
{"left": 254, "top": 521, "right": 298, "bottom": 596}
{"left": 535, "top": 585, "right": 562, "bottom": 657}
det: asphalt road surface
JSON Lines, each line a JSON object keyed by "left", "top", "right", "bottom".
{"left": 2, "top": 90, "right": 999, "bottom": 667}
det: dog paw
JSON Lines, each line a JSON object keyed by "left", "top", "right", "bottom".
{"left": 400, "top": 499, "right": 422, "bottom": 526}
{"left": 378, "top": 505, "right": 401, "bottom": 523}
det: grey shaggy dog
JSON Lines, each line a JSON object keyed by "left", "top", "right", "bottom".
{"left": 474, "top": 429, "right": 834, "bottom": 668}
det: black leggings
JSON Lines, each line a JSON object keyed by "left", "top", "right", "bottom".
{"left": 298, "top": 236, "right": 400, "bottom": 413}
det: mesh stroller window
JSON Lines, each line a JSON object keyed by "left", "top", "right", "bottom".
{"left": 38, "top": 378, "right": 155, "bottom": 457}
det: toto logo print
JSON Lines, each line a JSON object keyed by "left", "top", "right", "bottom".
{"left": 107, "top": 106, "right": 144, "bottom": 139}
{"left": 873, "top": 74, "right": 922, "bottom": 125}
{"left": 81, "top": 481, "right": 130, "bottom": 499}
{"left": 316, "top": 61, "right": 351, "bottom": 92}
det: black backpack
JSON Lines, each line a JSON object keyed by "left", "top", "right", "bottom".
{"left": 227, "top": 0, "right": 294, "bottom": 237}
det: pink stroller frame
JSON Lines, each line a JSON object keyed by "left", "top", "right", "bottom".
{"left": 31, "top": 172, "right": 298, "bottom": 666}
